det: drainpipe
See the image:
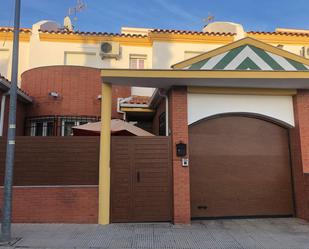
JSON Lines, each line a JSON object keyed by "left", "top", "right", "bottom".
{"left": 117, "top": 96, "right": 133, "bottom": 120}
{"left": 0, "top": 93, "right": 7, "bottom": 136}
{"left": 158, "top": 89, "right": 169, "bottom": 136}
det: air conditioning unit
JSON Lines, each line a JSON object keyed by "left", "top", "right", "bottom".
{"left": 100, "top": 41, "right": 120, "bottom": 59}
{"left": 301, "top": 46, "right": 309, "bottom": 58}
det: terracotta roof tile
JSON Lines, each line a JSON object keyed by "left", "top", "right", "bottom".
{"left": 123, "top": 95, "right": 151, "bottom": 105}
{"left": 39, "top": 28, "right": 235, "bottom": 37}
{"left": 0, "top": 27, "right": 31, "bottom": 33}
{"left": 38, "top": 29, "right": 148, "bottom": 38}
{"left": 151, "top": 28, "right": 235, "bottom": 36}
{"left": 247, "top": 31, "right": 309, "bottom": 37}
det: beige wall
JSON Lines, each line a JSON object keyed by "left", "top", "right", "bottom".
{"left": 152, "top": 41, "right": 221, "bottom": 69}
{"left": 0, "top": 40, "right": 29, "bottom": 84}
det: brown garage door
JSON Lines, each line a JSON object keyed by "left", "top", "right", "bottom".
{"left": 189, "top": 115, "right": 294, "bottom": 218}
{"left": 111, "top": 136, "right": 171, "bottom": 222}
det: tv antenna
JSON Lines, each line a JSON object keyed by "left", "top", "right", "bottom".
{"left": 64, "top": 0, "right": 87, "bottom": 31}
{"left": 203, "top": 13, "right": 215, "bottom": 26}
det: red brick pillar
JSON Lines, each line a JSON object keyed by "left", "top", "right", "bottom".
{"left": 290, "top": 90, "right": 309, "bottom": 220}
{"left": 168, "top": 86, "right": 191, "bottom": 224}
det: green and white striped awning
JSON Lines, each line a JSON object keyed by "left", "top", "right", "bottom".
{"left": 172, "top": 37, "right": 309, "bottom": 71}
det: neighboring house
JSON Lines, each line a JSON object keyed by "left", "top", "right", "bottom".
{"left": 1, "top": 21, "right": 309, "bottom": 137}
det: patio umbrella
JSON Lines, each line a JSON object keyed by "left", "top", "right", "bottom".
{"left": 72, "top": 119, "right": 154, "bottom": 136}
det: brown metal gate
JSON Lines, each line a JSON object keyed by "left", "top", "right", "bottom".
{"left": 189, "top": 115, "right": 294, "bottom": 218}
{"left": 111, "top": 136, "right": 171, "bottom": 222}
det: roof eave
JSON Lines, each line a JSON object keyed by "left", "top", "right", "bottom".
{"left": 0, "top": 77, "right": 33, "bottom": 103}
{"left": 101, "top": 69, "right": 309, "bottom": 90}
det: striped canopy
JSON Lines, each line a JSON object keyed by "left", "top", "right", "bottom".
{"left": 173, "top": 38, "right": 309, "bottom": 71}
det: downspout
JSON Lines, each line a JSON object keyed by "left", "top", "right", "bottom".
{"left": 0, "top": 93, "right": 7, "bottom": 136}
{"left": 117, "top": 96, "right": 133, "bottom": 121}
{"left": 158, "top": 89, "right": 169, "bottom": 136}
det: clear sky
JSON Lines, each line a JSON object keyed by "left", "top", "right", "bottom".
{"left": 1, "top": 0, "right": 309, "bottom": 33}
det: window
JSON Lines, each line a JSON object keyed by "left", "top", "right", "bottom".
{"left": 26, "top": 116, "right": 99, "bottom": 136}
{"left": 130, "top": 54, "right": 147, "bottom": 69}
{"left": 130, "top": 54, "right": 154, "bottom": 95}
{"left": 61, "top": 117, "right": 96, "bottom": 136}
{"left": 159, "top": 112, "right": 166, "bottom": 136}
{"left": 30, "top": 120, "right": 54, "bottom": 136}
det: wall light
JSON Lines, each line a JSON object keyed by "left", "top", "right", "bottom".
{"left": 49, "top": 92, "right": 59, "bottom": 98}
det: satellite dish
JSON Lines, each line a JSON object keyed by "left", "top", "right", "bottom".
{"left": 64, "top": 16, "right": 73, "bottom": 31}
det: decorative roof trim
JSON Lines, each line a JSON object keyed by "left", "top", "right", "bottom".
{"left": 38, "top": 29, "right": 148, "bottom": 38}
{"left": 38, "top": 32, "right": 152, "bottom": 46}
{"left": 38, "top": 28, "right": 235, "bottom": 45}
{"left": 247, "top": 31, "right": 309, "bottom": 37}
{"left": 0, "top": 27, "right": 31, "bottom": 33}
{"left": 150, "top": 29, "right": 235, "bottom": 36}
{"left": 0, "top": 27, "right": 31, "bottom": 42}
{"left": 247, "top": 32, "right": 309, "bottom": 45}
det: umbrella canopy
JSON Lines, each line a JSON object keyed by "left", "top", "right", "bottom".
{"left": 72, "top": 119, "right": 154, "bottom": 136}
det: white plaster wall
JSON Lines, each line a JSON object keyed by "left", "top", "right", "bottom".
{"left": 131, "top": 87, "right": 155, "bottom": 96}
{"left": 29, "top": 33, "right": 153, "bottom": 70}
{"left": 188, "top": 93, "right": 295, "bottom": 126}
{"left": 152, "top": 42, "right": 223, "bottom": 69}
{"left": 0, "top": 40, "right": 30, "bottom": 84}
{"left": 269, "top": 43, "right": 303, "bottom": 56}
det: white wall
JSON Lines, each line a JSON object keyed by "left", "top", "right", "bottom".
{"left": 269, "top": 43, "right": 303, "bottom": 57}
{"left": 188, "top": 93, "right": 295, "bottom": 126}
{"left": 152, "top": 42, "right": 222, "bottom": 69}
{"left": 0, "top": 40, "right": 29, "bottom": 84}
{"left": 0, "top": 49, "right": 10, "bottom": 77}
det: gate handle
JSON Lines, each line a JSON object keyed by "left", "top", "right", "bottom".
{"left": 197, "top": 205, "right": 208, "bottom": 210}
{"left": 137, "top": 172, "right": 140, "bottom": 182}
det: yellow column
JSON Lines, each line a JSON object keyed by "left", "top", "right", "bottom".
{"left": 98, "top": 82, "right": 112, "bottom": 225}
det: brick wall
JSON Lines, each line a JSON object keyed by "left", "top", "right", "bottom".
{"left": 0, "top": 186, "right": 98, "bottom": 223}
{"left": 152, "top": 98, "right": 166, "bottom": 136}
{"left": 290, "top": 90, "right": 309, "bottom": 220}
{"left": 21, "top": 66, "right": 130, "bottom": 119}
{"left": 168, "top": 86, "right": 191, "bottom": 224}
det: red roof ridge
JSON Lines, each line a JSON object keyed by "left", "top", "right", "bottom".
{"left": 38, "top": 29, "right": 148, "bottom": 38}
{"left": 123, "top": 95, "right": 151, "bottom": 105}
{"left": 151, "top": 28, "right": 235, "bottom": 36}
{"left": 0, "top": 27, "right": 31, "bottom": 33}
{"left": 247, "top": 31, "right": 309, "bottom": 37}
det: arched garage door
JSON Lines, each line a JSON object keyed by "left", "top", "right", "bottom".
{"left": 189, "top": 115, "right": 294, "bottom": 218}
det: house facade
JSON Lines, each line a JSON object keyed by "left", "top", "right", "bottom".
{"left": 2, "top": 21, "right": 309, "bottom": 224}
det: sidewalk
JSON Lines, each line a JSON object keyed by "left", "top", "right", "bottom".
{"left": 1, "top": 218, "right": 309, "bottom": 249}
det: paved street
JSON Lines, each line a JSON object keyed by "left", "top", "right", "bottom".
{"left": 1, "top": 218, "right": 309, "bottom": 249}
